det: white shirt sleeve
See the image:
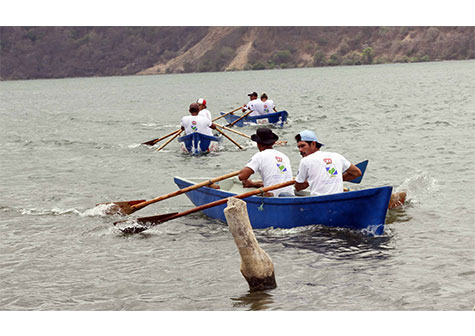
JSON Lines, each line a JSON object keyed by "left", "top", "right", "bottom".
{"left": 245, "top": 152, "right": 262, "bottom": 175}
{"left": 295, "top": 159, "right": 308, "bottom": 183}
{"left": 338, "top": 154, "right": 351, "bottom": 172}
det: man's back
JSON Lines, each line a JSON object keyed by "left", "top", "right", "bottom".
{"left": 245, "top": 100, "right": 265, "bottom": 116}
{"left": 246, "top": 148, "right": 294, "bottom": 196}
{"left": 181, "top": 115, "right": 213, "bottom": 136}
{"left": 262, "top": 100, "right": 275, "bottom": 114}
{"left": 198, "top": 108, "right": 212, "bottom": 121}
{"left": 296, "top": 151, "right": 351, "bottom": 195}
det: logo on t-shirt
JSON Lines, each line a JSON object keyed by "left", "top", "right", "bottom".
{"left": 326, "top": 164, "right": 338, "bottom": 177}
{"left": 324, "top": 158, "right": 333, "bottom": 164}
{"left": 275, "top": 156, "right": 283, "bottom": 162}
{"left": 276, "top": 163, "right": 287, "bottom": 173}
{"left": 191, "top": 120, "right": 198, "bottom": 132}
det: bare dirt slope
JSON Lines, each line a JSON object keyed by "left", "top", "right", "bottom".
{"left": 138, "top": 27, "right": 238, "bottom": 75}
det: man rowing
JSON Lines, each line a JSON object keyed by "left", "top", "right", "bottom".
{"left": 197, "top": 98, "right": 212, "bottom": 121}
{"left": 260, "top": 93, "right": 278, "bottom": 114}
{"left": 181, "top": 103, "right": 216, "bottom": 137}
{"left": 294, "top": 130, "right": 361, "bottom": 195}
{"left": 242, "top": 91, "right": 262, "bottom": 117}
{"left": 239, "top": 127, "right": 295, "bottom": 197}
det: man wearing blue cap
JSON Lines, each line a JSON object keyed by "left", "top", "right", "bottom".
{"left": 294, "top": 130, "right": 361, "bottom": 195}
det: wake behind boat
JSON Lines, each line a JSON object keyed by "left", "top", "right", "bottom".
{"left": 178, "top": 132, "right": 222, "bottom": 155}
{"left": 220, "top": 110, "right": 288, "bottom": 127}
{"left": 174, "top": 176, "right": 392, "bottom": 235}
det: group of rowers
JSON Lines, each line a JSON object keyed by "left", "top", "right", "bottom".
{"left": 180, "top": 92, "right": 278, "bottom": 137}
{"left": 180, "top": 94, "right": 362, "bottom": 197}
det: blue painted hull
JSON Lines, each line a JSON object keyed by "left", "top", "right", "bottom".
{"left": 221, "top": 110, "right": 288, "bottom": 127}
{"left": 178, "top": 133, "right": 221, "bottom": 155}
{"left": 174, "top": 177, "right": 393, "bottom": 235}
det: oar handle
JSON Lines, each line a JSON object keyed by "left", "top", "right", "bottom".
{"left": 214, "top": 127, "right": 244, "bottom": 150}
{"left": 131, "top": 170, "right": 242, "bottom": 211}
{"left": 156, "top": 130, "right": 183, "bottom": 151}
{"left": 225, "top": 110, "right": 254, "bottom": 127}
{"left": 160, "top": 180, "right": 296, "bottom": 223}
{"left": 212, "top": 106, "right": 242, "bottom": 122}
{"left": 215, "top": 124, "right": 251, "bottom": 139}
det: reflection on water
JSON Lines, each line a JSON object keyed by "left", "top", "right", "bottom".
{"left": 258, "top": 225, "right": 393, "bottom": 261}
{"left": 231, "top": 290, "right": 275, "bottom": 311}
{"left": 386, "top": 206, "right": 413, "bottom": 224}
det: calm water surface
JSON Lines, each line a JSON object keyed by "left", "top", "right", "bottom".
{"left": 0, "top": 61, "right": 474, "bottom": 311}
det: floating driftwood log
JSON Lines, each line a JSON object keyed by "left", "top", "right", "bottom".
{"left": 224, "top": 198, "right": 276, "bottom": 291}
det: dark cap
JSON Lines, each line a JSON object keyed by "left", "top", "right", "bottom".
{"left": 247, "top": 91, "right": 258, "bottom": 97}
{"left": 189, "top": 103, "right": 199, "bottom": 113}
{"left": 260, "top": 93, "right": 268, "bottom": 99}
{"left": 251, "top": 127, "right": 279, "bottom": 145}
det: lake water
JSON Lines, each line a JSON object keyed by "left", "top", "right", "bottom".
{"left": 1, "top": 60, "right": 474, "bottom": 313}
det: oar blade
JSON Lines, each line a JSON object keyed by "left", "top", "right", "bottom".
{"left": 142, "top": 138, "right": 158, "bottom": 146}
{"left": 349, "top": 160, "right": 368, "bottom": 184}
{"left": 96, "top": 199, "right": 146, "bottom": 215}
{"left": 114, "top": 212, "right": 180, "bottom": 234}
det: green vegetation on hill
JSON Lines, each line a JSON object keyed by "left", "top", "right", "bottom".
{"left": 0, "top": 26, "right": 473, "bottom": 80}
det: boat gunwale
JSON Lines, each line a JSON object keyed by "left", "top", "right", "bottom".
{"left": 174, "top": 176, "right": 393, "bottom": 205}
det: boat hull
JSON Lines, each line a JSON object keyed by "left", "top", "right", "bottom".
{"left": 221, "top": 110, "right": 288, "bottom": 127}
{"left": 174, "top": 177, "right": 392, "bottom": 235}
{"left": 178, "top": 133, "right": 221, "bottom": 154}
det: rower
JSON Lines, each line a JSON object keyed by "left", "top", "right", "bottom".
{"left": 196, "top": 98, "right": 212, "bottom": 121}
{"left": 181, "top": 103, "right": 216, "bottom": 137}
{"left": 260, "top": 93, "right": 278, "bottom": 114}
{"left": 242, "top": 91, "right": 264, "bottom": 116}
{"left": 238, "top": 127, "right": 294, "bottom": 197}
{"left": 294, "top": 130, "right": 361, "bottom": 196}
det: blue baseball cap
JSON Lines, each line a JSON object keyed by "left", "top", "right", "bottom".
{"left": 297, "top": 130, "right": 324, "bottom": 146}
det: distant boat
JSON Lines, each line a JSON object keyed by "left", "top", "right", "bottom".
{"left": 178, "top": 132, "right": 222, "bottom": 155}
{"left": 220, "top": 110, "right": 288, "bottom": 127}
{"left": 174, "top": 176, "right": 392, "bottom": 235}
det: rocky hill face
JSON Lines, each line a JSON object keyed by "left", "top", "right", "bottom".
{"left": 1, "top": 26, "right": 474, "bottom": 80}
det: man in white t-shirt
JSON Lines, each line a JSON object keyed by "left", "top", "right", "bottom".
{"left": 181, "top": 103, "right": 216, "bottom": 136}
{"left": 196, "top": 98, "right": 212, "bottom": 121}
{"left": 242, "top": 91, "right": 263, "bottom": 117}
{"left": 294, "top": 130, "right": 361, "bottom": 196}
{"left": 260, "top": 93, "right": 278, "bottom": 114}
{"left": 239, "top": 127, "right": 295, "bottom": 197}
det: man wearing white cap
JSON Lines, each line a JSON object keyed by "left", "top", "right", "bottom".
{"left": 196, "top": 98, "right": 212, "bottom": 121}
{"left": 294, "top": 130, "right": 361, "bottom": 196}
{"left": 195, "top": 98, "right": 213, "bottom": 136}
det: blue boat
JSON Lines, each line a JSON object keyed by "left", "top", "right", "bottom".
{"left": 178, "top": 132, "right": 221, "bottom": 155}
{"left": 220, "top": 110, "right": 288, "bottom": 127}
{"left": 174, "top": 177, "right": 393, "bottom": 235}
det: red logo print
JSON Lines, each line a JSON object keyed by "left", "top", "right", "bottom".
{"left": 323, "top": 158, "right": 332, "bottom": 164}
{"left": 275, "top": 156, "right": 283, "bottom": 162}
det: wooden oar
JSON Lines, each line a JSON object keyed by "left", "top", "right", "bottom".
{"left": 156, "top": 129, "right": 183, "bottom": 151}
{"left": 215, "top": 124, "right": 250, "bottom": 139}
{"left": 142, "top": 129, "right": 181, "bottom": 146}
{"left": 215, "top": 124, "right": 287, "bottom": 146}
{"left": 114, "top": 180, "right": 296, "bottom": 234}
{"left": 214, "top": 127, "right": 243, "bottom": 150}
{"left": 212, "top": 106, "right": 242, "bottom": 122}
{"left": 225, "top": 110, "right": 254, "bottom": 127}
{"left": 100, "top": 170, "right": 242, "bottom": 216}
